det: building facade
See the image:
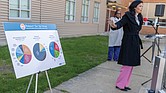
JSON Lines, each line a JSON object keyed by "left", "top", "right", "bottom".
{"left": 141, "top": 1, "right": 166, "bottom": 34}
{"left": 0, "top": 0, "right": 166, "bottom": 46}
{"left": 0, "top": 0, "right": 107, "bottom": 45}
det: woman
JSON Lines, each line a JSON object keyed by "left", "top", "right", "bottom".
{"left": 108, "top": 10, "right": 123, "bottom": 61}
{"left": 109, "top": 0, "right": 143, "bottom": 91}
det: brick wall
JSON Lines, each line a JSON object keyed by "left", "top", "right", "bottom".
{"left": 143, "top": 0, "right": 166, "bottom": 3}
{"left": 140, "top": 26, "right": 166, "bottom": 35}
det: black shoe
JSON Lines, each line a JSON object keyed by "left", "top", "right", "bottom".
{"left": 113, "top": 59, "right": 118, "bottom": 61}
{"left": 115, "top": 86, "right": 128, "bottom": 91}
{"left": 125, "top": 87, "right": 131, "bottom": 90}
{"left": 107, "top": 59, "right": 111, "bottom": 61}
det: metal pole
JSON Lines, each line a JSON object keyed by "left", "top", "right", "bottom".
{"left": 151, "top": 40, "right": 156, "bottom": 64}
{"left": 155, "top": 17, "right": 159, "bottom": 34}
{"left": 45, "top": 71, "right": 53, "bottom": 93}
{"left": 157, "top": 37, "right": 161, "bottom": 55}
{"left": 26, "top": 74, "right": 34, "bottom": 93}
{"left": 35, "top": 73, "right": 39, "bottom": 93}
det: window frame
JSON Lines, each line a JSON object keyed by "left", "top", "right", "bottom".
{"left": 81, "top": 0, "right": 90, "bottom": 23}
{"left": 93, "top": 1, "right": 100, "bottom": 23}
{"left": 9, "top": 0, "right": 31, "bottom": 20}
{"left": 65, "top": 0, "right": 76, "bottom": 22}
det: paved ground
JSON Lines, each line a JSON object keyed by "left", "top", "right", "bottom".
{"left": 44, "top": 36, "right": 166, "bottom": 93}
{"left": 44, "top": 59, "right": 153, "bottom": 93}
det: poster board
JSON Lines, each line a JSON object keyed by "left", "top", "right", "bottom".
{"left": 3, "top": 22, "right": 66, "bottom": 78}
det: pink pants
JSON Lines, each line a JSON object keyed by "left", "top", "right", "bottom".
{"left": 116, "top": 66, "right": 133, "bottom": 89}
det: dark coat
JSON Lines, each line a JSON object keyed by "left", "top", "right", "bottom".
{"left": 113, "top": 11, "right": 143, "bottom": 66}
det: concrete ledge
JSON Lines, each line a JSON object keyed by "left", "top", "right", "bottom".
{"left": 0, "top": 39, "right": 7, "bottom": 46}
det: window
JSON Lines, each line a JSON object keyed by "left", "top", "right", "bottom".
{"left": 65, "top": 0, "right": 76, "bottom": 21}
{"left": 93, "top": 2, "right": 100, "bottom": 23}
{"left": 159, "top": 19, "right": 166, "bottom": 27}
{"left": 9, "top": 0, "right": 31, "bottom": 19}
{"left": 81, "top": 0, "right": 90, "bottom": 22}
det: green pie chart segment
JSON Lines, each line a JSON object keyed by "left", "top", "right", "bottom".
{"left": 49, "top": 42, "right": 60, "bottom": 58}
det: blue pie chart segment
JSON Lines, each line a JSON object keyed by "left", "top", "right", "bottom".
{"left": 49, "top": 42, "right": 60, "bottom": 58}
{"left": 33, "top": 43, "right": 46, "bottom": 61}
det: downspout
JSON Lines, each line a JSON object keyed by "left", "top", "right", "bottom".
{"left": 40, "top": 0, "right": 42, "bottom": 24}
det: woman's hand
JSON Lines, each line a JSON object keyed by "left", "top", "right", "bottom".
{"left": 108, "top": 20, "right": 117, "bottom": 28}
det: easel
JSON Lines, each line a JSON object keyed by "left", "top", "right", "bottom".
{"left": 26, "top": 70, "right": 53, "bottom": 93}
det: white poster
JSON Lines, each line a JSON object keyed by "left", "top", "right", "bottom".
{"left": 3, "top": 22, "right": 66, "bottom": 78}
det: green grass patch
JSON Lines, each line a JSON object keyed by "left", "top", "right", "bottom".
{"left": 0, "top": 35, "right": 108, "bottom": 93}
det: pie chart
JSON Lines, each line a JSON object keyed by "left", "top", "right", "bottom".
{"left": 33, "top": 43, "right": 46, "bottom": 61}
{"left": 16, "top": 45, "right": 32, "bottom": 64}
{"left": 49, "top": 42, "right": 60, "bottom": 58}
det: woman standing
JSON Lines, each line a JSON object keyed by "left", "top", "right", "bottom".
{"left": 108, "top": 10, "right": 123, "bottom": 61}
{"left": 109, "top": 0, "right": 143, "bottom": 91}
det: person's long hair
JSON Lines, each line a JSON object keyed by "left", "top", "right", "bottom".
{"left": 114, "top": 10, "right": 121, "bottom": 19}
{"left": 129, "top": 0, "right": 143, "bottom": 15}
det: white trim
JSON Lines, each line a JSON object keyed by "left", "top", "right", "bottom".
{"left": 93, "top": 1, "right": 100, "bottom": 24}
{"left": 9, "top": 0, "right": 31, "bottom": 19}
{"left": 81, "top": 0, "right": 90, "bottom": 23}
{"left": 19, "top": 0, "right": 21, "bottom": 18}
{"left": 74, "top": 0, "right": 76, "bottom": 22}
{"left": 65, "top": 0, "right": 76, "bottom": 22}
{"left": 30, "top": 0, "right": 32, "bottom": 19}
{"left": 65, "top": 20, "right": 76, "bottom": 23}
{"left": 97, "top": 2, "right": 100, "bottom": 24}
{"left": 88, "top": 0, "right": 90, "bottom": 23}
{"left": 8, "top": 17, "right": 31, "bottom": 20}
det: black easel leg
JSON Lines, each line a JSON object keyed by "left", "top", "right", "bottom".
{"left": 141, "top": 79, "right": 152, "bottom": 86}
